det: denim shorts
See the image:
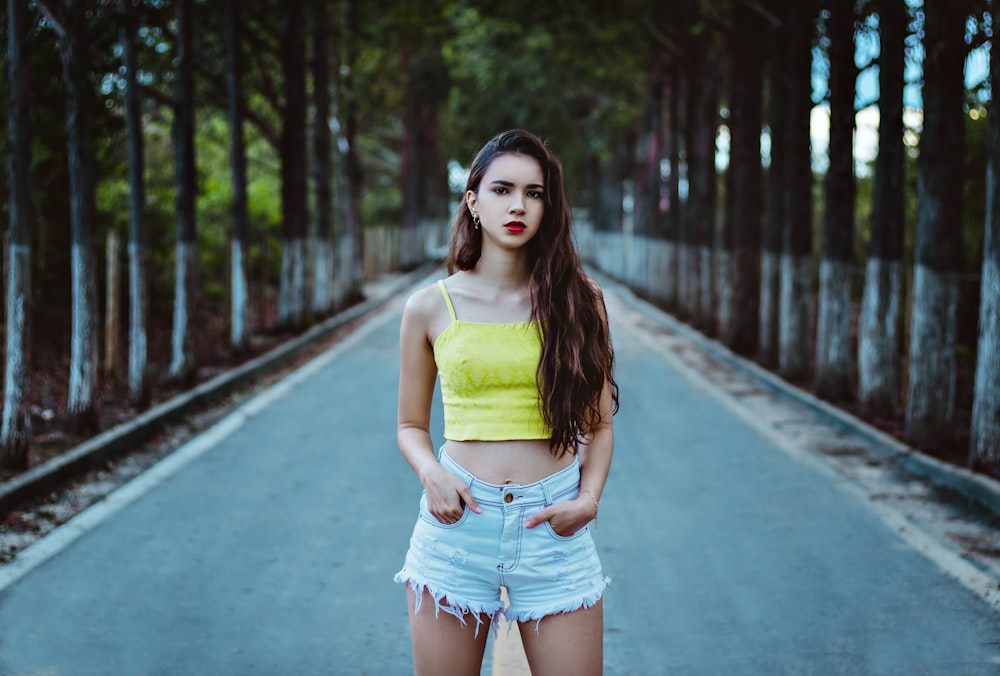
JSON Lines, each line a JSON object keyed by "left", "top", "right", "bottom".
{"left": 394, "top": 448, "right": 609, "bottom": 635}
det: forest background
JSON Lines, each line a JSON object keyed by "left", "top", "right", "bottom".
{"left": 0, "top": 0, "right": 998, "bottom": 486}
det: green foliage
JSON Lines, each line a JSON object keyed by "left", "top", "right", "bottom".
{"left": 438, "top": 1, "right": 647, "bottom": 181}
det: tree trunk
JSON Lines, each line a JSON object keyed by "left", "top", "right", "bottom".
{"left": 814, "top": 0, "right": 857, "bottom": 401}
{"left": 665, "top": 65, "right": 683, "bottom": 311}
{"left": 592, "top": 135, "right": 628, "bottom": 233}
{"left": 633, "top": 52, "right": 664, "bottom": 242}
{"left": 686, "top": 39, "right": 720, "bottom": 331}
{"left": 278, "top": 0, "right": 308, "bottom": 328}
{"left": 721, "top": 0, "right": 764, "bottom": 355}
{"left": 312, "top": 0, "right": 335, "bottom": 315}
{"left": 779, "top": 0, "right": 817, "bottom": 380}
{"left": 65, "top": 0, "right": 100, "bottom": 433}
{"left": 760, "top": 0, "right": 787, "bottom": 368}
{"left": 904, "top": 0, "right": 966, "bottom": 446}
{"left": 969, "top": 3, "right": 1000, "bottom": 469}
{"left": 169, "top": 0, "right": 197, "bottom": 383}
{"left": 225, "top": 0, "right": 251, "bottom": 349}
{"left": 120, "top": 0, "right": 149, "bottom": 406}
{"left": 858, "top": 0, "right": 905, "bottom": 416}
{"left": 1, "top": 0, "right": 32, "bottom": 469}
{"left": 104, "top": 232, "right": 121, "bottom": 380}
{"left": 343, "top": 0, "right": 365, "bottom": 298}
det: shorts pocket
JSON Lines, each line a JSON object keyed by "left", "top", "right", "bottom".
{"left": 542, "top": 520, "right": 588, "bottom": 541}
{"left": 418, "top": 491, "right": 470, "bottom": 529}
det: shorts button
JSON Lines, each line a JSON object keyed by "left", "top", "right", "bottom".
{"left": 504, "top": 493, "right": 513, "bottom": 503}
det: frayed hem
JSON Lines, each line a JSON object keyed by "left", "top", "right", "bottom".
{"left": 504, "top": 576, "right": 611, "bottom": 633}
{"left": 394, "top": 573, "right": 505, "bottom": 638}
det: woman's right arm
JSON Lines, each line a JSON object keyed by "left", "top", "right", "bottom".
{"left": 397, "top": 289, "right": 480, "bottom": 522}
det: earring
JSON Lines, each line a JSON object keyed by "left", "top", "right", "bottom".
{"left": 472, "top": 211, "right": 481, "bottom": 230}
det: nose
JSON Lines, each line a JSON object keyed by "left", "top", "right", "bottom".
{"left": 509, "top": 194, "right": 525, "bottom": 214}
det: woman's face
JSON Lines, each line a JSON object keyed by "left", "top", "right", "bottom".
{"left": 467, "top": 153, "right": 545, "bottom": 249}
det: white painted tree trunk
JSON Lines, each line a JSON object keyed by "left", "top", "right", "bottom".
{"left": 169, "top": 241, "right": 197, "bottom": 380}
{"left": 676, "top": 241, "right": 689, "bottom": 315}
{"left": 905, "top": 264, "right": 959, "bottom": 443}
{"left": 664, "top": 239, "right": 677, "bottom": 309}
{"left": 69, "top": 243, "right": 99, "bottom": 420}
{"left": 778, "top": 253, "right": 812, "bottom": 379}
{"left": 814, "top": 259, "right": 853, "bottom": 398}
{"left": 698, "top": 245, "right": 714, "bottom": 327}
{"left": 2, "top": 244, "right": 31, "bottom": 455}
{"left": 758, "top": 250, "right": 780, "bottom": 363}
{"left": 311, "top": 238, "right": 335, "bottom": 315}
{"left": 128, "top": 240, "right": 147, "bottom": 403}
{"left": 104, "top": 232, "right": 121, "bottom": 379}
{"left": 340, "top": 231, "right": 363, "bottom": 300}
{"left": 278, "top": 237, "right": 306, "bottom": 326}
{"left": 716, "top": 250, "right": 733, "bottom": 339}
{"left": 857, "top": 258, "right": 902, "bottom": 414}
{"left": 971, "top": 256, "right": 1000, "bottom": 466}
{"left": 230, "top": 239, "right": 250, "bottom": 350}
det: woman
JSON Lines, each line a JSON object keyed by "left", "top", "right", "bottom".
{"left": 394, "top": 129, "right": 618, "bottom": 675}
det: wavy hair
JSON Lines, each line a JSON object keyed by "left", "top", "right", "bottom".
{"left": 447, "top": 129, "right": 619, "bottom": 456}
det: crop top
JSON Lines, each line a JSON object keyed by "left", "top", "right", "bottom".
{"left": 433, "top": 280, "right": 551, "bottom": 441}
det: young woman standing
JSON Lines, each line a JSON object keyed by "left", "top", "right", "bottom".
{"left": 395, "top": 129, "right": 618, "bottom": 675}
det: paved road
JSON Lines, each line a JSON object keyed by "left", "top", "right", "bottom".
{"left": 0, "top": 270, "right": 998, "bottom": 675}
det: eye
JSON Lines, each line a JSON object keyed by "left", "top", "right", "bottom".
{"left": 493, "top": 187, "right": 509, "bottom": 195}
{"left": 528, "top": 190, "right": 544, "bottom": 199}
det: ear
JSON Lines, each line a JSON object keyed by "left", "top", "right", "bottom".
{"left": 465, "top": 190, "right": 478, "bottom": 213}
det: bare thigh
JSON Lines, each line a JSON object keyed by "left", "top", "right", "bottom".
{"left": 518, "top": 600, "right": 604, "bottom": 676}
{"left": 407, "top": 586, "right": 492, "bottom": 676}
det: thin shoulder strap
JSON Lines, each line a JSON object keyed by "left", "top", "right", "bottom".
{"left": 437, "top": 280, "right": 457, "bottom": 321}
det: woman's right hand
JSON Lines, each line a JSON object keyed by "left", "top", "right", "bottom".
{"left": 421, "top": 464, "right": 482, "bottom": 524}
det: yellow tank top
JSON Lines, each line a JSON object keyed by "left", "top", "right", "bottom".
{"left": 433, "top": 280, "right": 551, "bottom": 441}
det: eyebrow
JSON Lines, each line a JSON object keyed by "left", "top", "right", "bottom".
{"left": 489, "top": 179, "right": 545, "bottom": 190}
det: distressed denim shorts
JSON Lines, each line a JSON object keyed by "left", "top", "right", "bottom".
{"left": 394, "top": 448, "right": 609, "bottom": 635}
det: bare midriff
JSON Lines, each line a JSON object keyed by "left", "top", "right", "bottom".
{"left": 444, "top": 438, "right": 575, "bottom": 485}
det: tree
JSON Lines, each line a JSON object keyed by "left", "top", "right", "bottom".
{"left": 814, "top": 0, "right": 858, "bottom": 401}
{"left": 224, "top": 0, "right": 251, "bottom": 351}
{"left": 760, "top": 0, "right": 789, "bottom": 366}
{"left": 779, "top": 0, "right": 817, "bottom": 380}
{"left": 341, "top": 0, "right": 365, "bottom": 300}
{"left": 685, "top": 33, "right": 720, "bottom": 329}
{"left": 119, "top": 0, "right": 149, "bottom": 406}
{"left": 970, "top": 15, "right": 1000, "bottom": 469}
{"left": 633, "top": 50, "right": 666, "bottom": 242}
{"left": 64, "top": 0, "right": 100, "bottom": 433}
{"left": 904, "top": 0, "right": 968, "bottom": 445}
{"left": 277, "top": 0, "right": 307, "bottom": 328}
{"left": 169, "top": 0, "right": 198, "bottom": 382}
{"left": 719, "top": 0, "right": 765, "bottom": 355}
{"left": 2, "top": 0, "right": 32, "bottom": 468}
{"left": 311, "top": 0, "right": 335, "bottom": 315}
{"left": 858, "top": 0, "right": 906, "bottom": 415}
{"left": 667, "top": 65, "right": 685, "bottom": 313}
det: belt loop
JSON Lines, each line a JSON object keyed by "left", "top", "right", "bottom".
{"left": 541, "top": 478, "right": 553, "bottom": 506}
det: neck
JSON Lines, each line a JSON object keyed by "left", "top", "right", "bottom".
{"left": 474, "top": 245, "right": 531, "bottom": 291}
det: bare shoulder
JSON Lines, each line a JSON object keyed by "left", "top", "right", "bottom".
{"left": 403, "top": 281, "right": 442, "bottom": 319}
{"left": 401, "top": 279, "right": 449, "bottom": 338}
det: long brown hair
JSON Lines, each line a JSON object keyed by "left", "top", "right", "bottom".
{"left": 447, "top": 129, "right": 619, "bottom": 456}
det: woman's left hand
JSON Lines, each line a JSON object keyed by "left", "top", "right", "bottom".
{"left": 524, "top": 495, "right": 596, "bottom": 537}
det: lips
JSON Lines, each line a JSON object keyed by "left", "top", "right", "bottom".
{"left": 504, "top": 221, "right": 526, "bottom": 233}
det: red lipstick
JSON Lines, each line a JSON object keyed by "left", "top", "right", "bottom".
{"left": 505, "top": 221, "right": 526, "bottom": 233}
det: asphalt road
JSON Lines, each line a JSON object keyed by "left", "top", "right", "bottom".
{"left": 0, "top": 270, "right": 998, "bottom": 675}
